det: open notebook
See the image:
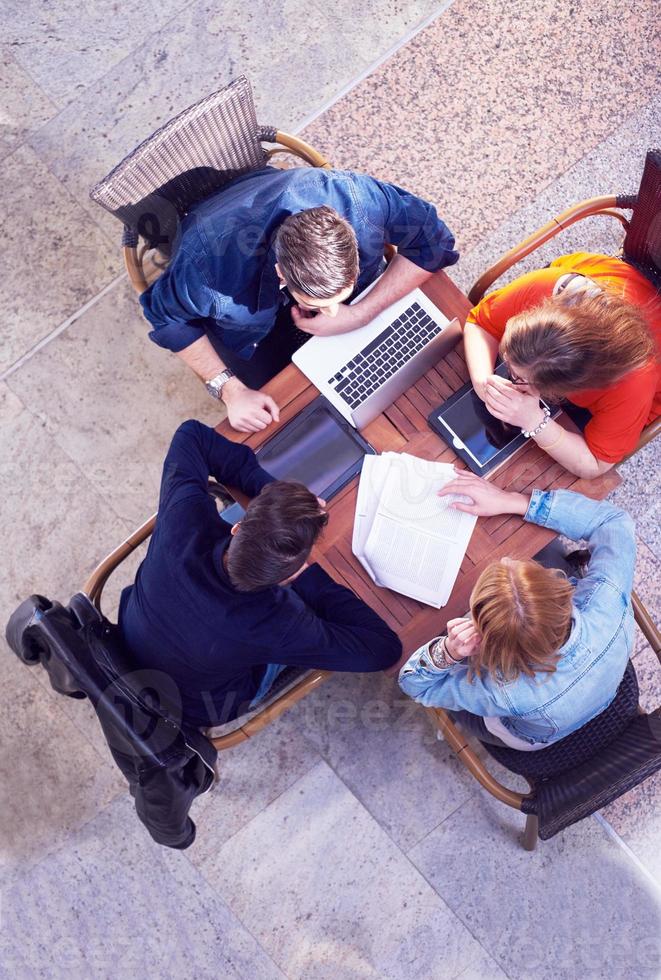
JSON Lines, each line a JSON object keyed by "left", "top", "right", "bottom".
{"left": 352, "top": 453, "right": 477, "bottom": 608}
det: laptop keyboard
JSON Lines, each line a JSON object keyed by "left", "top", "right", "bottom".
{"left": 327, "top": 301, "right": 442, "bottom": 409}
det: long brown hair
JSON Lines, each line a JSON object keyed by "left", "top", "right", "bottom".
{"left": 501, "top": 291, "right": 656, "bottom": 399}
{"left": 468, "top": 559, "right": 574, "bottom": 681}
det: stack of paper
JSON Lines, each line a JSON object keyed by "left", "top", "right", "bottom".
{"left": 352, "top": 452, "right": 477, "bottom": 608}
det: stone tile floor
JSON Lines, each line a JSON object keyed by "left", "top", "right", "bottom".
{"left": 1, "top": 1, "right": 660, "bottom": 977}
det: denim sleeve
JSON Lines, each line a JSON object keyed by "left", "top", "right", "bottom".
{"left": 159, "top": 421, "right": 274, "bottom": 512}
{"left": 398, "top": 641, "right": 505, "bottom": 713}
{"left": 353, "top": 174, "right": 459, "bottom": 272}
{"left": 525, "top": 489, "right": 637, "bottom": 600}
{"left": 140, "top": 242, "right": 220, "bottom": 353}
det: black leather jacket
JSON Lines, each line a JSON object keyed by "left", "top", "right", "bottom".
{"left": 6, "top": 593, "right": 216, "bottom": 849}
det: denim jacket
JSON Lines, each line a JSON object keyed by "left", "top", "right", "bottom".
{"left": 140, "top": 167, "right": 458, "bottom": 358}
{"left": 399, "top": 490, "right": 636, "bottom": 746}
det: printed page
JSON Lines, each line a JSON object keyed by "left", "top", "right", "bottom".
{"left": 362, "top": 454, "right": 477, "bottom": 607}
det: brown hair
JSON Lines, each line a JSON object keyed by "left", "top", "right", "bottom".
{"left": 274, "top": 205, "right": 359, "bottom": 299}
{"left": 226, "top": 481, "right": 328, "bottom": 592}
{"left": 468, "top": 559, "right": 574, "bottom": 681}
{"left": 501, "top": 291, "right": 656, "bottom": 400}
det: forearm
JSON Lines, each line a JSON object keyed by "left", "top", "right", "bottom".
{"left": 524, "top": 488, "right": 636, "bottom": 594}
{"left": 354, "top": 254, "right": 432, "bottom": 323}
{"left": 463, "top": 321, "right": 499, "bottom": 400}
{"left": 532, "top": 419, "right": 613, "bottom": 479}
{"left": 292, "top": 565, "right": 402, "bottom": 670}
{"left": 176, "top": 335, "right": 227, "bottom": 384}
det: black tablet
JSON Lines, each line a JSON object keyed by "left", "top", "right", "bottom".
{"left": 428, "top": 363, "right": 558, "bottom": 475}
{"left": 220, "top": 396, "right": 374, "bottom": 523}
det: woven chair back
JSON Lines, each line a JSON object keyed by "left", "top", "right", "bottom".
{"left": 89, "top": 75, "right": 268, "bottom": 254}
{"left": 481, "top": 659, "right": 640, "bottom": 780}
{"left": 623, "top": 148, "right": 661, "bottom": 289}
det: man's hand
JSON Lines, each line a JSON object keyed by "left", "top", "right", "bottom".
{"left": 438, "top": 467, "right": 529, "bottom": 517}
{"left": 291, "top": 303, "right": 367, "bottom": 337}
{"left": 221, "top": 377, "right": 280, "bottom": 433}
{"left": 484, "top": 376, "right": 546, "bottom": 432}
{"left": 445, "top": 618, "right": 481, "bottom": 661}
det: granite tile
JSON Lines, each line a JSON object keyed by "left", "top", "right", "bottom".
{"left": 451, "top": 99, "right": 661, "bottom": 296}
{"left": 301, "top": 0, "right": 660, "bottom": 255}
{"left": 286, "top": 668, "right": 478, "bottom": 850}
{"left": 632, "top": 538, "right": 661, "bottom": 645}
{"left": 27, "top": 0, "right": 371, "bottom": 239}
{"left": 0, "top": 144, "right": 121, "bottom": 376}
{"left": 7, "top": 278, "right": 219, "bottom": 524}
{"left": 408, "top": 793, "right": 661, "bottom": 980}
{"left": 0, "top": 794, "right": 286, "bottom": 980}
{"left": 5, "top": 0, "right": 190, "bottom": 108}
{"left": 187, "top": 711, "right": 322, "bottom": 866}
{"left": 609, "top": 439, "right": 661, "bottom": 561}
{"left": 0, "top": 383, "right": 134, "bottom": 636}
{"left": 601, "top": 770, "right": 661, "bottom": 885}
{"left": 0, "top": 665, "right": 125, "bottom": 879}
{"left": 203, "top": 761, "right": 488, "bottom": 980}
{"left": 631, "top": 642, "right": 661, "bottom": 714}
{"left": 0, "top": 44, "right": 57, "bottom": 161}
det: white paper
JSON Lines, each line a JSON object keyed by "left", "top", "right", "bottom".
{"left": 352, "top": 452, "right": 477, "bottom": 608}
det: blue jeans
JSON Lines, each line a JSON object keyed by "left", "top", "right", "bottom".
{"left": 249, "top": 663, "right": 287, "bottom": 708}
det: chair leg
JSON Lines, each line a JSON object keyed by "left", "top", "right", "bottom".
{"left": 523, "top": 813, "right": 539, "bottom": 851}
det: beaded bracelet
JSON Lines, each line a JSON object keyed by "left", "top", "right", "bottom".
{"left": 523, "top": 406, "right": 551, "bottom": 439}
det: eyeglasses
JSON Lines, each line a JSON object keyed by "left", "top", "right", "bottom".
{"left": 503, "top": 361, "right": 530, "bottom": 386}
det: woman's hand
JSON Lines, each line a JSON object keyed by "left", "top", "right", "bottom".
{"left": 445, "top": 618, "right": 481, "bottom": 661}
{"left": 484, "top": 375, "right": 545, "bottom": 432}
{"left": 438, "top": 467, "right": 529, "bottom": 517}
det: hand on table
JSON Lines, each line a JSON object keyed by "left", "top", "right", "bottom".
{"left": 438, "top": 467, "right": 529, "bottom": 518}
{"left": 221, "top": 378, "right": 280, "bottom": 433}
{"left": 484, "top": 375, "right": 545, "bottom": 432}
{"left": 445, "top": 618, "right": 481, "bottom": 661}
{"left": 291, "top": 302, "right": 366, "bottom": 337}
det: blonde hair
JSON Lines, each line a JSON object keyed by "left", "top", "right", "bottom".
{"left": 501, "top": 291, "right": 656, "bottom": 400}
{"left": 274, "top": 205, "right": 359, "bottom": 299}
{"left": 469, "top": 559, "right": 574, "bottom": 681}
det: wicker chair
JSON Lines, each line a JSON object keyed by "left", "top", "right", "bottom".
{"left": 428, "top": 593, "right": 661, "bottom": 851}
{"left": 82, "top": 481, "right": 330, "bottom": 751}
{"left": 467, "top": 148, "right": 661, "bottom": 458}
{"left": 89, "top": 74, "right": 331, "bottom": 294}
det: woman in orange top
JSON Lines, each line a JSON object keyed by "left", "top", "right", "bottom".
{"left": 464, "top": 252, "right": 661, "bottom": 477}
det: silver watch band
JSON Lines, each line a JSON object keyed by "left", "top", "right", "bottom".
{"left": 205, "top": 368, "right": 235, "bottom": 401}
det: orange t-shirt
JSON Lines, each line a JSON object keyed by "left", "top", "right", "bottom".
{"left": 466, "top": 252, "right": 661, "bottom": 462}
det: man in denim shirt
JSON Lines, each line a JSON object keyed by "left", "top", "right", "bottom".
{"left": 399, "top": 470, "right": 635, "bottom": 750}
{"left": 140, "top": 167, "right": 458, "bottom": 433}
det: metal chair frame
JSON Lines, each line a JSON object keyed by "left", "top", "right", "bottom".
{"left": 123, "top": 129, "right": 331, "bottom": 295}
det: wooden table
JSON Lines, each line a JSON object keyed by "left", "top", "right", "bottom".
{"left": 216, "top": 271, "right": 620, "bottom": 662}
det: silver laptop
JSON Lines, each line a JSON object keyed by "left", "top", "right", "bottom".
{"left": 292, "top": 287, "right": 461, "bottom": 428}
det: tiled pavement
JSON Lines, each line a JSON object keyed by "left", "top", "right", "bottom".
{"left": 1, "top": 2, "right": 660, "bottom": 977}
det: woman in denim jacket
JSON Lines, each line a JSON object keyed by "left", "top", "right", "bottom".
{"left": 399, "top": 469, "right": 636, "bottom": 750}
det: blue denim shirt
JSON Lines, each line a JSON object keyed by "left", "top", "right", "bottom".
{"left": 140, "top": 167, "right": 459, "bottom": 358}
{"left": 399, "top": 490, "right": 636, "bottom": 746}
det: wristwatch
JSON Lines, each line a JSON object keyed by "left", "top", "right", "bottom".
{"left": 205, "top": 368, "right": 235, "bottom": 401}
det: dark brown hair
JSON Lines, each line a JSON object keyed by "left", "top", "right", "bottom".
{"left": 501, "top": 291, "right": 656, "bottom": 400}
{"left": 226, "top": 481, "right": 328, "bottom": 592}
{"left": 469, "top": 559, "right": 574, "bottom": 681}
{"left": 274, "top": 205, "right": 359, "bottom": 299}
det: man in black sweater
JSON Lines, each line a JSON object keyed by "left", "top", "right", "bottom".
{"left": 118, "top": 421, "right": 402, "bottom": 727}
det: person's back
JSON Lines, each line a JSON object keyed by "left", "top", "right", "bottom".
{"left": 399, "top": 472, "right": 635, "bottom": 750}
{"left": 119, "top": 420, "right": 402, "bottom": 728}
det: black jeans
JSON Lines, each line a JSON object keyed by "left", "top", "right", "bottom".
{"left": 208, "top": 304, "right": 311, "bottom": 389}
